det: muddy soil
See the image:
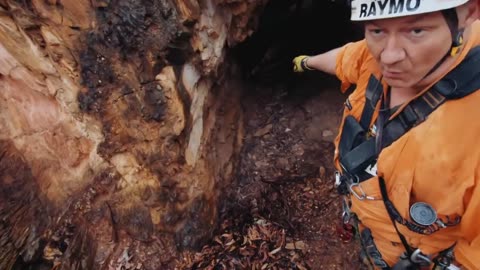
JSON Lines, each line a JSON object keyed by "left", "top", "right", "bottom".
{"left": 177, "top": 71, "right": 367, "bottom": 269}
{"left": 236, "top": 72, "right": 367, "bottom": 269}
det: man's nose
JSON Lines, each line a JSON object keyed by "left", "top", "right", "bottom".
{"left": 380, "top": 36, "right": 406, "bottom": 65}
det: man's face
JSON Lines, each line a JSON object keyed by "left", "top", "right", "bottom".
{"left": 364, "top": 12, "right": 452, "bottom": 88}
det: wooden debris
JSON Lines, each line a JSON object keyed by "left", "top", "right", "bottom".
{"left": 254, "top": 124, "right": 273, "bottom": 137}
{"left": 177, "top": 218, "right": 309, "bottom": 269}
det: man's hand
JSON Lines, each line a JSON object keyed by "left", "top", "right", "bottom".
{"left": 292, "top": 55, "right": 313, "bottom": 72}
{"left": 292, "top": 47, "right": 342, "bottom": 75}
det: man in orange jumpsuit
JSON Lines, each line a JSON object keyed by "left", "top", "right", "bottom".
{"left": 293, "top": 0, "right": 480, "bottom": 269}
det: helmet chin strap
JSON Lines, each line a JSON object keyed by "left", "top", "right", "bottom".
{"left": 442, "top": 8, "right": 465, "bottom": 57}
{"left": 422, "top": 8, "right": 464, "bottom": 79}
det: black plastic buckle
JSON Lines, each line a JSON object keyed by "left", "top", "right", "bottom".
{"left": 398, "top": 105, "right": 419, "bottom": 127}
{"left": 335, "top": 171, "right": 350, "bottom": 195}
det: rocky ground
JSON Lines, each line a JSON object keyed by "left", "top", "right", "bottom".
{"left": 175, "top": 71, "right": 366, "bottom": 270}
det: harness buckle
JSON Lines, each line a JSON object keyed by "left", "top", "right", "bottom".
{"left": 335, "top": 170, "right": 351, "bottom": 195}
{"left": 444, "top": 264, "right": 461, "bottom": 270}
{"left": 433, "top": 243, "right": 458, "bottom": 270}
{"left": 335, "top": 171, "right": 342, "bottom": 187}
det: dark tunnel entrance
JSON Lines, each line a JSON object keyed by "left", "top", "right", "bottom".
{"left": 215, "top": 1, "right": 368, "bottom": 268}
{"left": 228, "top": 0, "right": 365, "bottom": 189}
{"left": 232, "top": 0, "right": 363, "bottom": 88}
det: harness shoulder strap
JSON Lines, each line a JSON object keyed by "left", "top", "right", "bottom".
{"left": 338, "top": 75, "right": 383, "bottom": 165}
{"left": 360, "top": 75, "right": 383, "bottom": 130}
{"left": 437, "top": 45, "right": 480, "bottom": 99}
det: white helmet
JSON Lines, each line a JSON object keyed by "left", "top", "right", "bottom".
{"left": 350, "top": 0, "right": 470, "bottom": 21}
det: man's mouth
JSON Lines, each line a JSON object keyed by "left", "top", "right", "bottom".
{"left": 383, "top": 70, "right": 403, "bottom": 79}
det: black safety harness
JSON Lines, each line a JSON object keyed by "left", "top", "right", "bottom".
{"left": 336, "top": 45, "right": 480, "bottom": 269}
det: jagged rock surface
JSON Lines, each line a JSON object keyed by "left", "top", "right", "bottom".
{"left": 0, "top": 0, "right": 267, "bottom": 269}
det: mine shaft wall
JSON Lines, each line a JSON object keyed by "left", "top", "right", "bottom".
{"left": 0, "top": 0, "right": 265, "bottom": 269}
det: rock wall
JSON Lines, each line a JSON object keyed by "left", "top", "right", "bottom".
{"left": 0, "top": 0, "right": 267, "bottom": 269}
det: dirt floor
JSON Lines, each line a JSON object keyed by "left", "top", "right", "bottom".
{"left": 176, "top": 71, "right": 367, "bottom": 269}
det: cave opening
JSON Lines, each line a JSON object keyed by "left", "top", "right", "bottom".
{"left": 226, "top": 0, "right": 364, "bottom": 211}
{"left": 227, "top": 0, "right": 365, "bottom": 175}
{"left": 232, "top": 0, "right": 363, "bottom": 90}
{"left": 215, "top": 1, "right": 367, "bottom": 268}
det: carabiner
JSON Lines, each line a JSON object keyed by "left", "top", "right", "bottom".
{"left": 341, "top": 197, "right": 352, "bottom": 224}
{"left": 410, "top": 249, "right": 432, "bottom": 265}
{"left": 349, "top": 182, "right": 377, "bottom": 201}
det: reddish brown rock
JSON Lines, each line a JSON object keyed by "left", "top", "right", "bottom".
{"left": 0, "top": 0, "right": 266, "bottom": 269}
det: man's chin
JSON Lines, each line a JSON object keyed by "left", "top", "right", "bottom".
{"left": 383, "top": 77, "right": 414, "bottom": 88}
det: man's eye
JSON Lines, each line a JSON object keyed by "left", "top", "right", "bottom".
{"left": 369, "top": 29, "right": 383, "bottom": 35}
{"left": 411, "top": 28, "right": 424, "bottom": 36}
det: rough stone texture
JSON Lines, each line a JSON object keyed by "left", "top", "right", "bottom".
{"left": 0, "top": 0, "right": 266, "bottom": 269}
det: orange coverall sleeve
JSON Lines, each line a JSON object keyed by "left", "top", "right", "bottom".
{"left": 335, "top": 39, "right": 371, "bottom": 93}
{"left": 455, "top": 162, "right": 480, "bottom": 269}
